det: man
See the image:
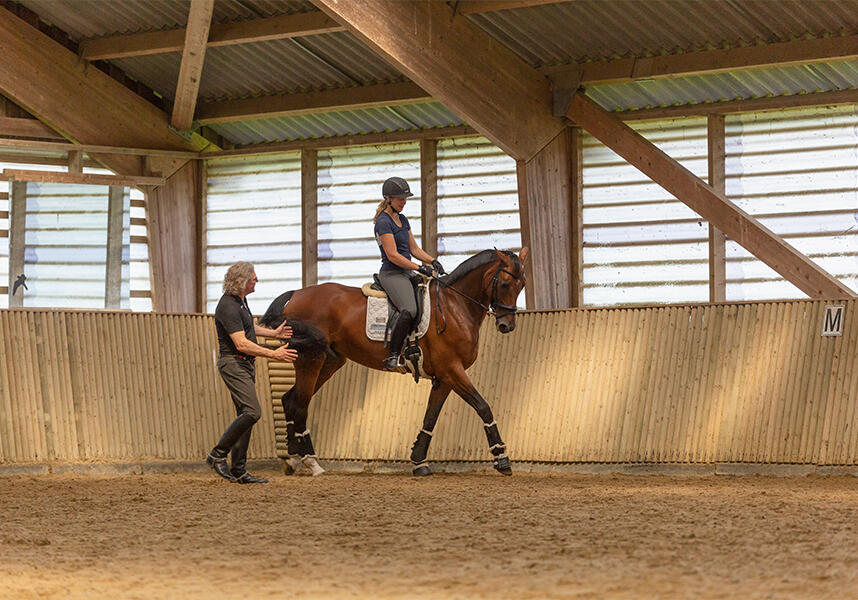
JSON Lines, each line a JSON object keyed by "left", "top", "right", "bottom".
{"left": 206, "top": 261, "right": 297, "bottom": 484}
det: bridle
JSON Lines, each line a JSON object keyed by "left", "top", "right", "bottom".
{"left": 432, "top": 261, "right": 522, "bottom": 334}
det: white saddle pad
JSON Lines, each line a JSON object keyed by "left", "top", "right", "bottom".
{"left": 365, "top": 284, "right": 431, "bottom": 342}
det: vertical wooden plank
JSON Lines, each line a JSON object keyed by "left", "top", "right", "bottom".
{"left": 105, "top": 185, "right": 124, "bottom": 308}
{"left": 569, "top": 127, "right": 584, "bottom": 307}
{"left": 8, "top": 180, "right": 26, "bottom": 307}
{"left": 515, "top": 160, "right": 535, "bottom": 308}
{"left": 301, "top": 148, "right": 318, "bottom": 287}
{"left": 708, "top": 115, "right": 726, "bottom": 302}
{"left": 199, "top": 161, "right": 208, "bottom": 311}
{"left": 419, "top": 138, "right": 438, "bottom": 258}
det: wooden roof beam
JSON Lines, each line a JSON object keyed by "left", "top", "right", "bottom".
{"left": 78, "top": 10, "right": 344, "bottom": 60}
{"left": 78, "top": 3, "right": 571, "bottom": 61}
{"left": 310, "top": 0, "right": 564, "bottom": 161}
{"left": 566, "top": 92, "right": 856, "bottom": 299}
{"left": 196, "top": 81, "right": 430, "bottom": 124}
{"left": 0, "top": 7, "right": 203, "bottom": 178}
{"left": 171, "top": 0, "right": 214, "bottom": 130}
{"left": 549, "top": 34, "right": 858, "bottom": 86}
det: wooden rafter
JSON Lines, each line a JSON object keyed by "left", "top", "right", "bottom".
{"left": 0, "top": 7, "right": 197, "bottom": 178}
{"left": 566, "top": 92, "right": 856, "bottom": 299}
{"left": 547, "top": 33, "right": 858, "bottom": 86}
{"left": 196, "top": 81, "right": 431, "bottom": 124}
{"left": 79, "top": 11, "right": 344, "bottom": 60}
{"left": 171, "top": 0, "right": 214, "bottom": 130}
{"left": 78, "top": 3, "right": 569, "bottom": 61}
{"left": 310, "top": 0, "right": 563, "bottom": 161}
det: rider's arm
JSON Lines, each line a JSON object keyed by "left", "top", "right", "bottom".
{"left": 408, "top": 231, "right": 435, "bottom": 264}
{"left": 379, "top": 233, "right": 420, "bottom": 270}
{"left": 229, "top": 331, "right": 297, "bottom": 362}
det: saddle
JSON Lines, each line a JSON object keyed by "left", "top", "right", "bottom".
{"left": 361, "top": 274, "right": 431, "bottom": 381}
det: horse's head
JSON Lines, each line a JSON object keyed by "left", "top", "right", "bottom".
{"left": 486, "top": 247, "right": 528, "bottom": 334}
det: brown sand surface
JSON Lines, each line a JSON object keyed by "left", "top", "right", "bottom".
{"left": 0, "top": 471, "right": 856, "bottom": 599}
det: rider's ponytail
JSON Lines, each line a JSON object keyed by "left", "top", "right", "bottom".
{"left": 372, "top": 198, "right": 389, "bottom": 223}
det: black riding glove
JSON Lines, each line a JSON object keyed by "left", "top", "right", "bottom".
{"left": 417, "top": 264, "right": 434, "bottom": 277}
{"left": 431, "top": 259, "right": 446, "bottom": 275}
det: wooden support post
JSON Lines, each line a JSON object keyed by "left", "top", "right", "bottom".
{"left": 420, "top": 138, "right": 438, "bottom": 258}
{"left": 67, "top": 150, "right": 82, "bottom": 174}
{"left": 516, "top": 160, "right": 535, "bottom": 309}
{"left": 569, "top": 127, "right": 584, "bottom": 307}
{"left": 518, "top": 128, "right": 576, "bottom": 308}
{"left": 301, "top": 149, "right": 318, "bottom": 288}
{"left": 708, "top": 115, "right": 727, "bottom": 302}
{"left": 566, "top": 92, "right": 855, "bottom": 299}
{"left": 8, "top": 181, "right": 26, "bottom": 307}
{"left": 198, "top": 161, "right": 208, "bottom": 311}
{"left": 145, "top": 161, "right": 202, "bottom": 312}
{"left": 105, "top": 185, "right": 124, "bottom": 308}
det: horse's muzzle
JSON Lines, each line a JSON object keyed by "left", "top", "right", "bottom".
{"left": 497, "top": 320, "right": 515, "bottom": 334}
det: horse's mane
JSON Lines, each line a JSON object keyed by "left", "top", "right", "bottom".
{"left": 440, "top": 249, "right": 521, "bottom": 285}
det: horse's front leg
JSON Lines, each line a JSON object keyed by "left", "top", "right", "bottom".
{"left": 445, "top": 366, "right": 511, "bottom": 476}
{"left": 410, "top": 379, "right": 452, "bottom": 477}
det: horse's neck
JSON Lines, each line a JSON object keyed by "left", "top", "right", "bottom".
{"left": 441, "top": 262, "right": 495, "bottom": 321}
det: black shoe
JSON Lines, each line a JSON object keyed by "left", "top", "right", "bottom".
{"left": 383, "top": 355, "right": 400, "bottom": 371}
{"left": 206, "top": 453, "right": 235, "bottom": 481}
{"left": 233, "top": 472, "right": 269, "bottom": 484}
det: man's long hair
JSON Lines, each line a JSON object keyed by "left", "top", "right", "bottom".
{"left": 223, "top": 261, "right": 255, "bottom": 296}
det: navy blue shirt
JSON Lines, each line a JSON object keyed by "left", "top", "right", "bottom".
{"left": 374, "top": 212, "right": 411, "bottom": 271}
{"left": 215, "top": 294, "right": 257, "bottom": 357}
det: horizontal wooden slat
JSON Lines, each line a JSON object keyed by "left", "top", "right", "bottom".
{"left": 130, "top": 217, "right": 147, "bottom": 227}
{"left": 1, "top": 169, "right": 165, "bottom": 187}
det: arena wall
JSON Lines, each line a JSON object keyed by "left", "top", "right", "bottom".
{"left": 1, "top": 299, "right": 855, "bottom": 466}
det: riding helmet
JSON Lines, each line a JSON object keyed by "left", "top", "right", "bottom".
{"left": 382, "top": 177, "right": 413, "bottom": 199}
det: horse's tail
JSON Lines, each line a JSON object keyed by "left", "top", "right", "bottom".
{"left": 259, "top": 290, "right": 294, "bottom": 328}
{"left": 259, "top": 290, "right": 329, "bottom": 358}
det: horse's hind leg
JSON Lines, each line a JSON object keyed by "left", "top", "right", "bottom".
{"left": 410, "top": 379, "right": 452, "bottom": 477}
{"left": 445, "top": 366, "right": 511, "bottom": 476}
{"left": 288, "top": 348, "right": 347, "bottom": 476}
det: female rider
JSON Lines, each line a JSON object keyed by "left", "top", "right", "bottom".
{"left": 373, "top": 176, "right": 445, "bottom": 370}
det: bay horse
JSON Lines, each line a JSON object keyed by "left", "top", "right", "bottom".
{"left": 259, "top": 247, "right": 528, "bottom": 477}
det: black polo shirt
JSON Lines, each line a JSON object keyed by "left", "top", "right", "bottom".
{"left": 215, "top": 294, "right": 257, "bottom": 357}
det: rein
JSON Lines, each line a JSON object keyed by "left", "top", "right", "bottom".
{"left": 431, "top": 263, "right": 520, "bottom": 335}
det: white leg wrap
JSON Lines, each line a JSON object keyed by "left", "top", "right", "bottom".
{"left": 301, "top": 455, "right": 326, "bottom": 476}
{"left": 420, "top": 429, "right": 433, "bottom": 437}
{"left": 483, "top": 421, "right": 497, "bottom": 429}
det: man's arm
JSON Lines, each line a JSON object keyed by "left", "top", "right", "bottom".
{"left": 229, "top": 331, "right": 297, "bottom": 362}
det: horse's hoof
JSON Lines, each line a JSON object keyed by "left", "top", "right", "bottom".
{"left": 493, "top": 455, "right": 512, "bottom": 476}
{"left": 412, "top": 464, "right": 432, "bottom": 477}
{"left": 302, "top": 456, "right": 326, "bottom": 476}
{"left": 283, "top": 456, "right": 303, "bottom": 476}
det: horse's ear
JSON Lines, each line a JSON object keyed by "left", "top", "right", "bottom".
{"left": 519, "top": 246, "right": 529, "bottom": 263}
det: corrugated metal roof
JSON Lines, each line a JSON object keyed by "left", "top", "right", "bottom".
{"left": 587, "top": 59, "right": 858, "bottom": 112}
{"left": 470, "top": 1, "right": 858, "bottom": 67}
{"left": 18, "top": 0, "right": 312, "bottom": 39}
{"left": 208, "top": 101, "right": 464, "bottom": 145}
{"left": 111, "top": 32, "right": 406, "bottom": 102}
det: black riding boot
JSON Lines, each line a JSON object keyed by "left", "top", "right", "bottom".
{"left": 384, "top": 310, "right": 413, "bottom": 371}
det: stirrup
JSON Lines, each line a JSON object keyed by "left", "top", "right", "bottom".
{"left": 383, "top": 354, "right": 400, "bottom": 371}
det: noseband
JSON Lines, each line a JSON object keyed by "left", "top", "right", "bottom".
{"left": 433, "top": 261, "right": 522, "bottom": 334}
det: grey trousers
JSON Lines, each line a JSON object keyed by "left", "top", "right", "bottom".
{"left": 378, "top": 269, "right": 418, "bottom": 316}
{"left": 214, "top": 355, "right": 261, "bottom": 475}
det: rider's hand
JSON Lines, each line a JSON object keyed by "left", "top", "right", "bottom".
{"left": 272, "top": 343, "right": 298, "bottom": 363}
{"left": 417, "top": 264, "right": 434, "bottom": 277}
{"left": 431, "top": 259, "right": 446, "bottom": 276}
{"left": 273, "top": 321, "right": 292, "bottom": 340}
